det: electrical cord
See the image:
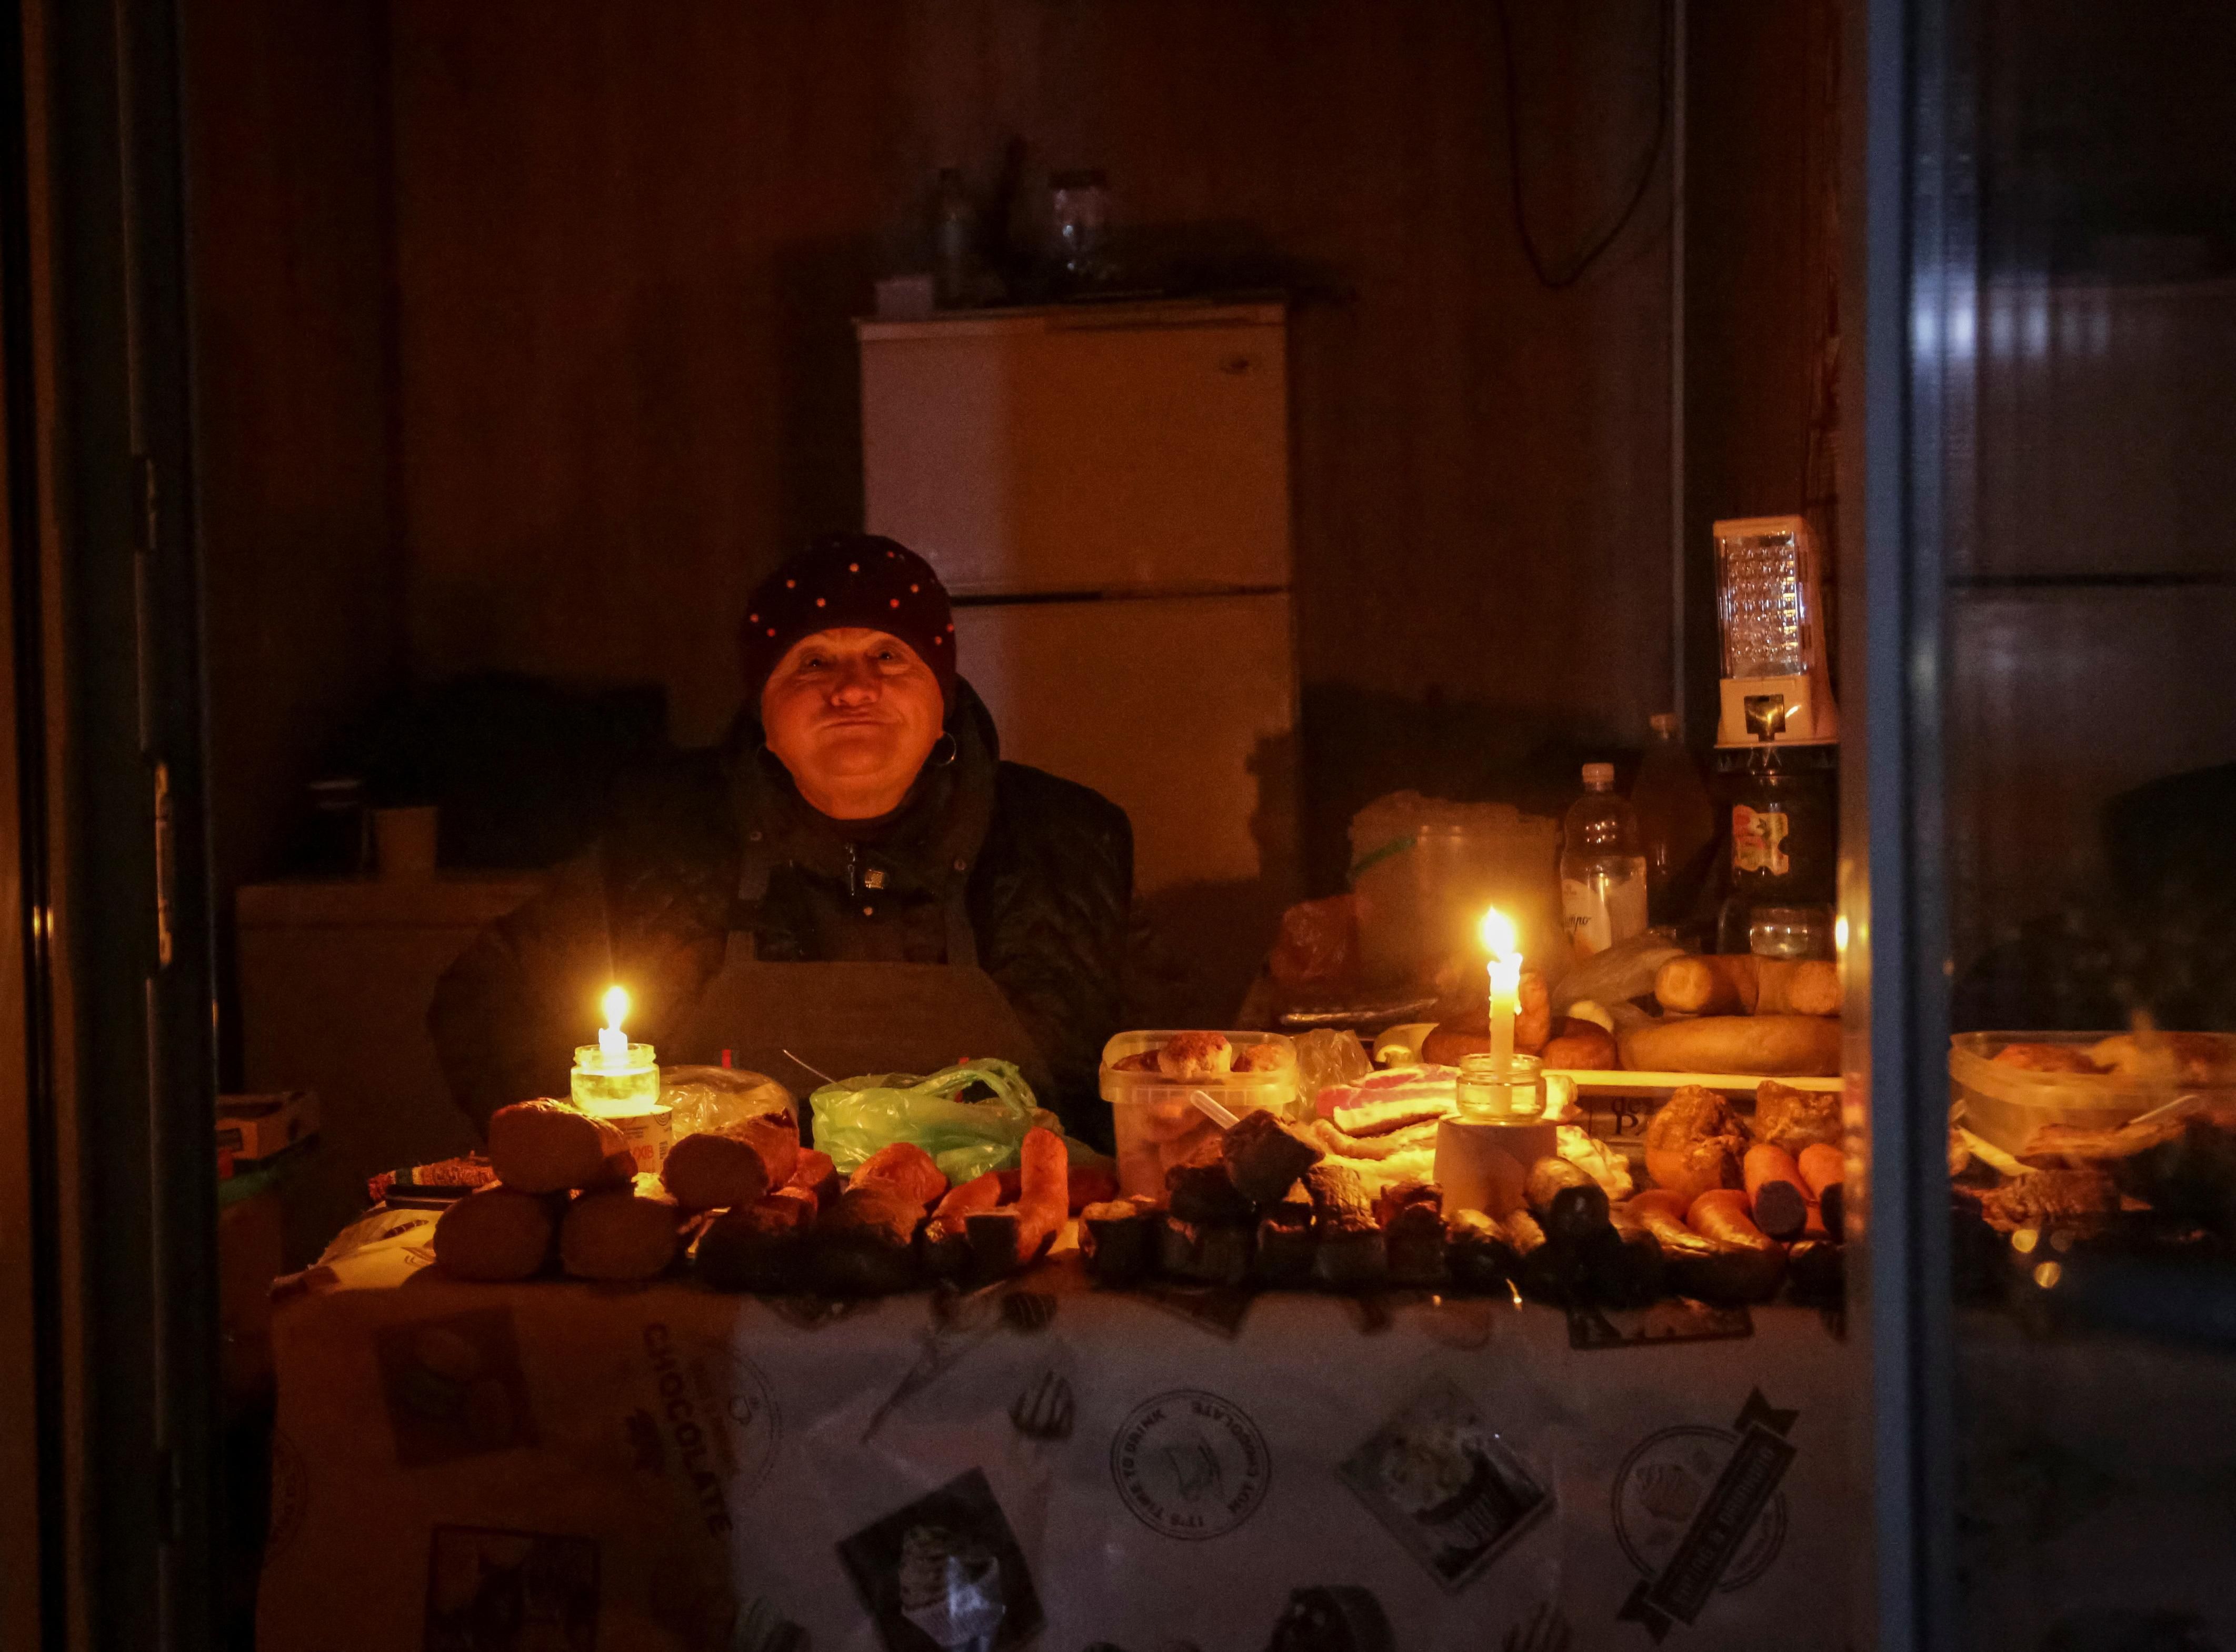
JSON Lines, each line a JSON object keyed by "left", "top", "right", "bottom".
{"left": 1495, "top": 0, "right": 1673, "bottom": 289}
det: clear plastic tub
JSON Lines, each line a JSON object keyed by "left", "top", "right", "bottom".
{"left": 1101, "top": 1030, "right": 1300, "bottom": 1199}
{"left": 1947, "top": 1030, "right": 2235, "bottom": 1154}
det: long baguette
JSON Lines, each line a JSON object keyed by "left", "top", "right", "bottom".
{"left": 1620, "top": 1013, "right": 1841, "bottom": 1077}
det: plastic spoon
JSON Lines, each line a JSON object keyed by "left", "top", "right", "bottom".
{"left": 1189, "top": 1089, "right": 1242, "bottom": 1130}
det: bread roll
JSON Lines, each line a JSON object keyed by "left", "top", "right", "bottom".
{"left": 1620, "top": 1014, "right": 1841, "bottom": 1077}
{"left": 661, "top": 1114, "right": 801, "bottom": 1213}
{"left": 1756, "top": 959, "right": 1842, "bottom": 1017}
{"left": 433, "top": 1185, "right": 560, "bottom": 1281}
{"left": 2090, "top": 1032, "right": 2236, "bottom": 1086}
{"left": 1539, "top": 1019, "right": 1619, "bottom": 1070}
{"left": 488, "top": 1099, "right": 627, "bottom": 1193}
{"left": 560, "top": 1185, "right": 684, "bottom": 1281}
{"left": 1156, "top": 1032, "right": 1234, "bottom": 1080}
{"left": 1654, "top": 954, "right": 1842, "bottom": 1018}
{"left": 1654, "top": 954, "right": 1758, "bottom": 1016}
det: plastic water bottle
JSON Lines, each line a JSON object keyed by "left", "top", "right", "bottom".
{"left": 1560, "top": 762, "right": 1650, "bottom": 959}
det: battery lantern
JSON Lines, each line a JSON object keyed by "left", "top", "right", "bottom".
{"left": 1712, "top": 515, "right": 1839, "bottom": 746}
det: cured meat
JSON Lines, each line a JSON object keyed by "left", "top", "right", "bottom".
{"left": 1222, "top": 1108, "right": 1324, "bottom": 1205}
{"left": 1315, "top": 1066, "right": 1459, "bottom": 1124}
{"left": 2021, "top": 1100, "right": 2236, "bottom": 1232}
{"left": 1751, "top": 1080, "right": 1842, "bottom": 1154}
{"left": 1080, "top": 1198, "right": 1157, "bottom": 1287}
{"left": 1977, "top": 1169, "right": 2121, "bottom": 1236}
{"left": 1644, "top": 1086, "right": 1749, "bottom": 1202}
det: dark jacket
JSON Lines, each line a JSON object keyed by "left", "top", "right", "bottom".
{"left": 428, "top": 682, "right": 1132, "bottom": 1142}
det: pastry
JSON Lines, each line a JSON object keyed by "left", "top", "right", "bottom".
{"left": 1156, "top": 1031, "right": 1235, "bottom": 1080}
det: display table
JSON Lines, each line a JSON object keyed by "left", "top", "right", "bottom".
{"left": 258, "top": 1212, "right": 1859, "bottom": 1652}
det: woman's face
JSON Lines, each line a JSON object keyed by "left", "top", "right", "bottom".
{"left": 759, "top": 627, "right": 946, "bottom": 819}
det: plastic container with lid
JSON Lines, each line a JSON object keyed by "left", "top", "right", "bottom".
{"left": 1948, "top": 1030, "right": 2235, "bottom": 1155}
{"left": 1102, "top": 1029, "right": 1300, "bottom": 1199}
{"left": 1347, "top": 793, "right": 1561, "bottom": 988}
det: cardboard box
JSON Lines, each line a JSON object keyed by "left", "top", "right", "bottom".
{"left": 216, "top": 1091, "right": 321, "bottom": 1163}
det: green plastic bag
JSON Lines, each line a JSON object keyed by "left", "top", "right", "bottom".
{"left": 808, "top": 1059, "right": 1088, "bottom": 1184}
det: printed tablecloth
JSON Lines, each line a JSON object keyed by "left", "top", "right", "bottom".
{"left": 257, "top": 1210, "right": 1860, "bottom": 1652}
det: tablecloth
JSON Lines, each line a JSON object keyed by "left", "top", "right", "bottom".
{"left": 257, "top": 1209, "right": 1861, "bottom": 1652}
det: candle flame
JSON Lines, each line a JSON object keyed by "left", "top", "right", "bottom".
{"left": 603, "top": 985, "right": 630, "bottom": 1034}
{"left": 1478, "top": 906, "right": 1518, "bottom": 958}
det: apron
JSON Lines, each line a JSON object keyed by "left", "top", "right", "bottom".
{"left": 662, "top": 834, "right": 1052, "bottom": 1103}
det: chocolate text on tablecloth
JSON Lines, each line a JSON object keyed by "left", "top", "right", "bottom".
{"left": 631, "top": 1321, "right": 782, "bottom": 1539}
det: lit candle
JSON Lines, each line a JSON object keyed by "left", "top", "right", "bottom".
{"left": 598, "top": 985, "right": 631, "bottom": 1070}
{"left": 1480, "top": 906, "right": 1522, "bottom": 1078}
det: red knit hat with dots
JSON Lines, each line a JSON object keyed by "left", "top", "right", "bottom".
{"left": 740, "top": 533, "right": 957, "bottom": 705}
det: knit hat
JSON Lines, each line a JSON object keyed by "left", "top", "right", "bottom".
{"left": 740, "top": 533, "right": 957, "bottom": 704}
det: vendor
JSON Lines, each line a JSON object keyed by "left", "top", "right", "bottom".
{"left": 430, "top": 534, "right": 1132, "bottom": 1142}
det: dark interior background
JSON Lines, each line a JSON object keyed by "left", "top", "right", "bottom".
{"left": 182, "top": 0, "right": 1834, "bottom": 1062}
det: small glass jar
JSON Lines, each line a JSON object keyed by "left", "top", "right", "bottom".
{"left": 572, "top": 1042, "right": 660, "bottom": 1115}
{"left": 1454, "top": 1052, "right": 1545, "bottom": 1121}
{"left": 1749, "top": 905, "right": 1835, "bottom": 960}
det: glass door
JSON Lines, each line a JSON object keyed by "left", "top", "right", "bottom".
{"left": 1865, "top": 0, "right": 2236, "bottom": 1644}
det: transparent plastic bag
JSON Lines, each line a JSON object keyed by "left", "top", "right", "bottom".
{"left": 808, "top": 1058, "right": 1085, "bottom": 1184}
{"left": 1291, "top": 1027, "right": 1373, "bottom": 1114}
{"left": 659, "top": 1065, "right": 795, "bottom": 1138}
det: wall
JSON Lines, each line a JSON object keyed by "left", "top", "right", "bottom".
{"left": 384, "top": 0, "right": 1679, "bottom": 886}
{"left": 184, "top": 0, "right": 404, "bottom": 907}
{"left": 1682, "top": 0, "right": 1842, "bottom": 742}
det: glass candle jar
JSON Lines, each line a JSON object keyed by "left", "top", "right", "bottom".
{"left": 1454, "top": 1052, "right": 1545, "bottom": 1121}
{"left": 571, "top": 1042, "right": 660, "bottom": 1115}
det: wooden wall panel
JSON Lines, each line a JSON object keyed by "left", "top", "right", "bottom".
{"left": 1683, "top": 0, "right": 1834, "bottom": 734}
{"left": 386, "top": 0, "right": 1680, "bottom": 873}
{"left": 185, "top": 0, "right": 403, "bottom": 903}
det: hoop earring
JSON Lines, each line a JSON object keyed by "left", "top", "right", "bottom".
{"left": 930, "top": 732, "right": 958, "bottom": 768}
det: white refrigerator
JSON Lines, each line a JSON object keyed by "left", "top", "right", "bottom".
{"left": 857, "top": 299, "right": 1299, "bottom": 1023}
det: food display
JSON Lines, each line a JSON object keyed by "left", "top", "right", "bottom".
{"left": 1950, "top": 1029, "right": 2236, "bottom": 1154}
{"left": 1950, "top": 1032, "right": 2236, "bottom": 1295}
{"left": 406, "top": 1013, "right": 1865, "bottom": 1316}
{"left": 1102, "top": 1029, "right": 1301, "bottom": 1198}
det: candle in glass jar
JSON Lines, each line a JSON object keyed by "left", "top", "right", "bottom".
{"left": 1480, "top": 906, "right": 1523, "bottom": 1077}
